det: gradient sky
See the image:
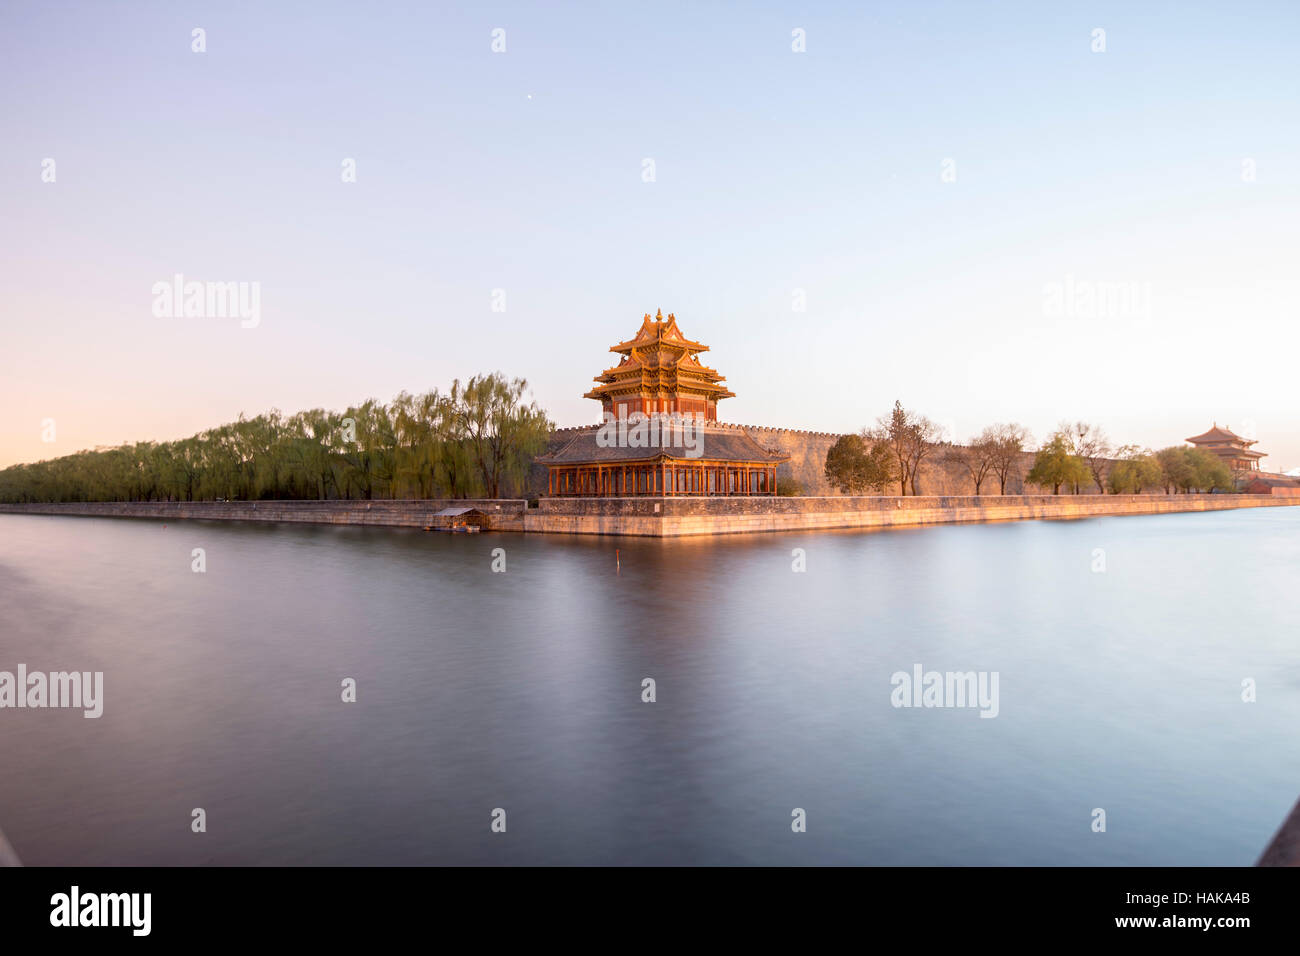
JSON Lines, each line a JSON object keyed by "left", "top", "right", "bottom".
{"left": 3, "top": 1, "right": 1299, "bottom": 470}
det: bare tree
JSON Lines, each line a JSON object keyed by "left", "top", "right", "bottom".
{"left": 947, "top": 427, "right": 1001, "bottom": 494}
{"left": 987, "top": 423, "right": 1031, "bottom": 494}
{"left": 874, "top": 400, "right": 944, "bottom": 495}
{"left": 1068, "top": 421, "right": 1113, "bottom": 494}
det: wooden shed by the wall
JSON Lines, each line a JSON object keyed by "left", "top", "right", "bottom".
{"left": 429, "top": 507, "right": 487, "bottom": 531}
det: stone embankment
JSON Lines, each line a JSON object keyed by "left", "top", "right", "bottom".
{"left": 0, "top": 499, "right": 526, "bottom": 531}
{"left": 4, "top": 493, "right": 1297, "bottom": 537}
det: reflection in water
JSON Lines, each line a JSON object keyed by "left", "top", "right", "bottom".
{"left": 1, "top": 508, "right": 1298, "bottom": 865}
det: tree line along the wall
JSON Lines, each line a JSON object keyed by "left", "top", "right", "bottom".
{"left": 824, "top": 401, "right": 1236, "bottom": 496}
{"left": 0, "top": 374, "right": 552, "bottom": 504}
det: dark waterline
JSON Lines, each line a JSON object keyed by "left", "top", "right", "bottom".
{"left": 1, "top": 509, "right": 1298, "bottom": 865}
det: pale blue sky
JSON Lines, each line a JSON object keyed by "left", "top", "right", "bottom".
{"left": 3, "top": 1, "right": 1299, "bottom": 468}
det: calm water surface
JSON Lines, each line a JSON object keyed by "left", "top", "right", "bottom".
{"left": 1, "top": 508, "right": 1298, "bottom": 865}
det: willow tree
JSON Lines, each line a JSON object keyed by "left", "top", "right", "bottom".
{"left": 453, "top": 374, "right": 553, "bottom": 498}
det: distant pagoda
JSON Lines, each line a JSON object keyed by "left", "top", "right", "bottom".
{"left": 1186, "top": 423, "right": 1265, "bottom": 474}
{"left": 584, "top": 310, "right": 735, "bottom": 421}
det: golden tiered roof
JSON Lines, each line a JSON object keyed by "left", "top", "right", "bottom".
{"left": 584, "top": 310, "right": 736, "bottom": 407}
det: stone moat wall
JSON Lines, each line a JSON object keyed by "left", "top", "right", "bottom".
{"left": 0, "top": 499, "right": 527, "bottom": 531}
{"left": 525, "top": 493, "right": 1297, "bottom": 536}
{"left": 5, "top": 493, "right": 1295, "bottom": 537}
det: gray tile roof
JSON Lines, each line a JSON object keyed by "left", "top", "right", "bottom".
{"left": 538, "top": 427, "right": 789, "bottom": 465}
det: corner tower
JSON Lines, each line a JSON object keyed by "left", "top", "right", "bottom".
{"left": 584, "top": 310, "right": 735, "bottom": 421}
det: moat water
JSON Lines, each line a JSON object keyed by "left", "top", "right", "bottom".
{"left": 1, "top": 508, "right": 1297, "bottom": 865}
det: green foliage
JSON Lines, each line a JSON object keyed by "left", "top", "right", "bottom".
{"left": 775, "top": 477, "right": 804, "bottom": 497}
{"left": 1026, "top": 432, "right": 1089, "bottom": 494}
{"left": 1107, "top": 445, "right": 1163, "bottom": 494}
{"left": 1154, "top": 446, "right": 1233, "bottom": 493}
{"left": 824, "top": 432, "right": 896, "bottom": 495}
{"left": 0, "top": 373, "right": 553, "bottom": 503}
